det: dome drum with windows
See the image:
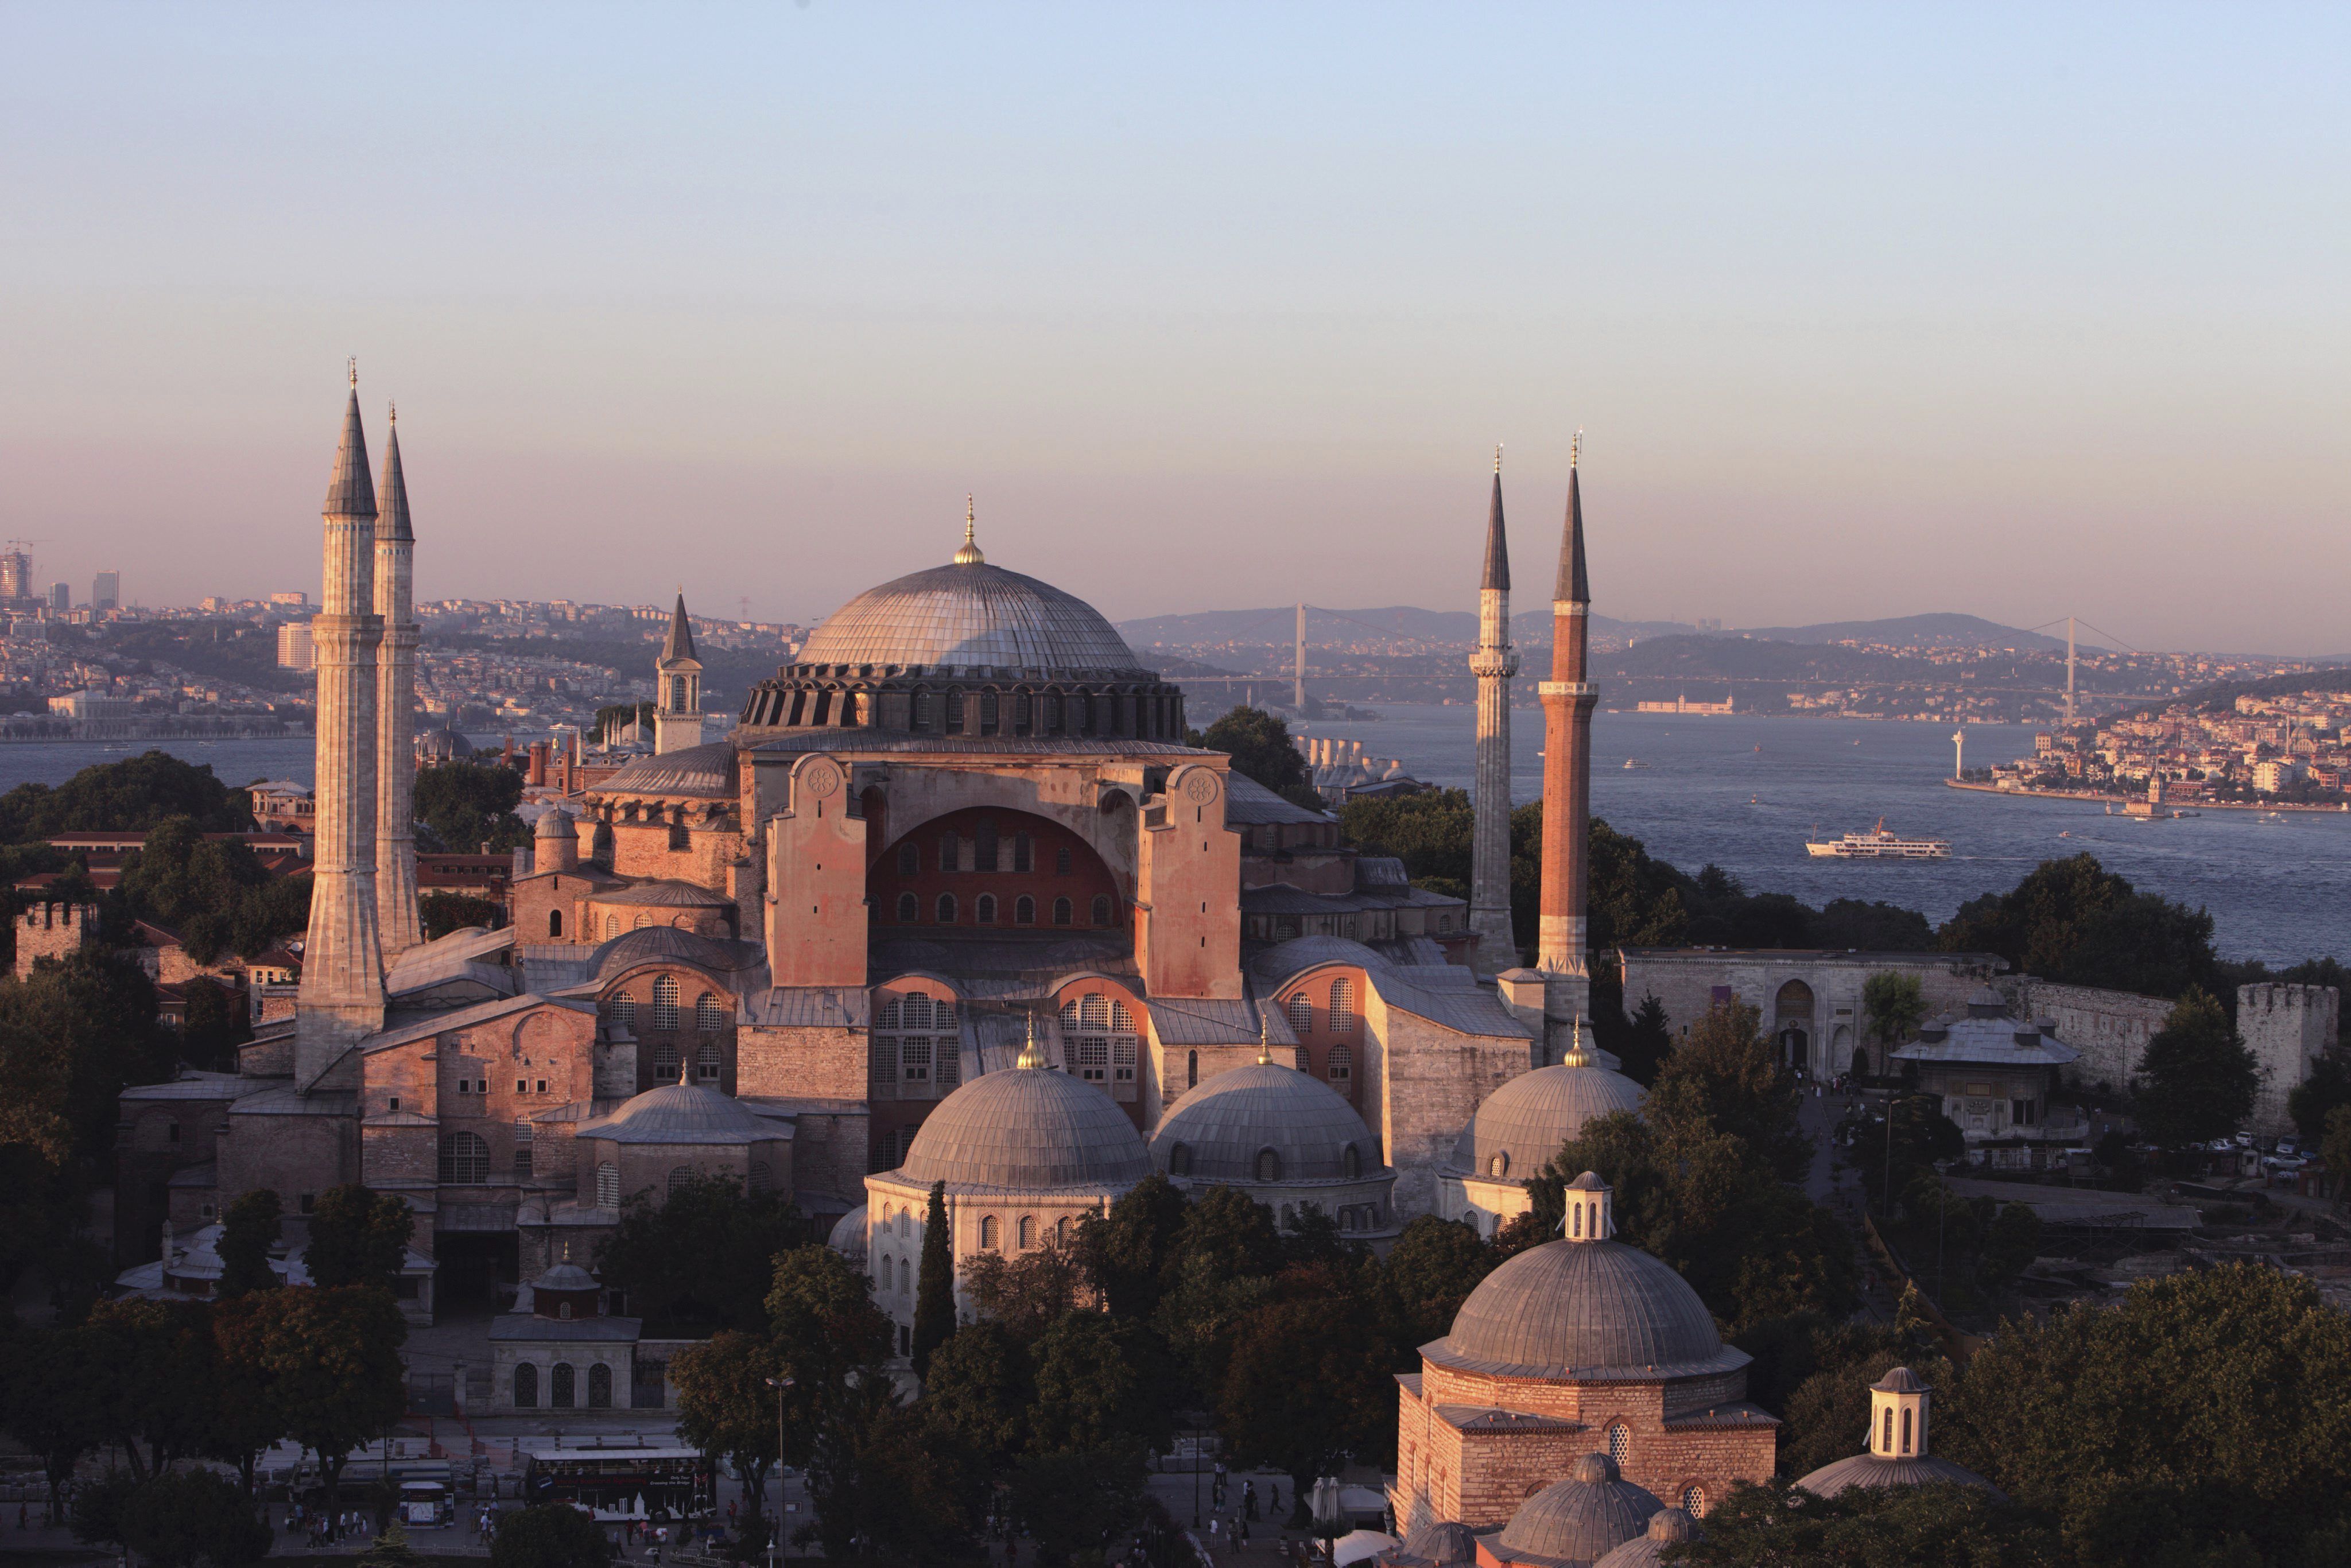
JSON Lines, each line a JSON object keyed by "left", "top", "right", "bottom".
{"left": 737, "top": 507, "right": 1188, "bottom": 740}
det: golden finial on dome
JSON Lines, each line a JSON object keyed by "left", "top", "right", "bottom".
{"left": 1258, "top": 1008, "right": 1273, "bottom": 1067}
{"left": 953, "top": 495, "right": 985, "bottom": 565}
{"left": 1017, "top": 1010, "right": 1044, "bottom": 1069}
{"left": 1559, "top": 1013, "right": 1590, "bottom": 1068}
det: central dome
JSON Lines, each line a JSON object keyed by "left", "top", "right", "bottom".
{"left": 798, "top": 560, "right": 1150, "bottom": 677}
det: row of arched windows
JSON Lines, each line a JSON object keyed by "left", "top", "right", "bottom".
{"left": 1286, "top": 979, "right": 1356, "bottom": 1034}
{"left": 976, "top": 1213, "right": 1070, "bottom": 1251}
{"left": 606, "top": 983, "right": 730, "bottom": 1035}
{"left": 894, "top": 891, "right": 1112, "bottom": 927}
{"left": 512, "top": 1360, "right": 612, "bottom": 1410}
{"left": 905, "top": 828, "right": 1062, "bottom": 876}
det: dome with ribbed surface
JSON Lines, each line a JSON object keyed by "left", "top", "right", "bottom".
{"left": 1394, "top": 1519, "right": 1479, "bottom": 1565}
{"left": 1496, "top": 1454, "right": 1662, "bottom": 1567}
{"left": 589, "top": 924, "right": 761, "bottom": 980}
{"left": 827, "top": 1204, "right": 869, "bottom": 1261}
{"left": 898, "top": 1063, "right": 1150, "bottom": 1190}
{"left": 1150, "top": 1061, "right": 1381, "bottom": 1183}
{"left": 1795, "top": 1451, "right": 2000, "bottom": 1499}
{"left": 797, "top": 561, "right": 1151, "bottom": 676}
{"left": 1434, "top": 1238, "right": 1737, "bottom": 1379}
{"left": 1591, "top": 1508, "right": 1699, "bottom": 1568}
{"left": 1449, "top": 1062, "right": 1645, "bottom": 1181}
{"left": 581, "top": 1081, "right": 782, "bottom": 1146}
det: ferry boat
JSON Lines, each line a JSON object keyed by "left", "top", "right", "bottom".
{"left": 1805, "top": 818, "right": 1951, "bottom": 860}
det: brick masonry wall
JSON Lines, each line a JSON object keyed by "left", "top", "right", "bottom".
{"left": 738, "top": 1024, "right": 865, "bottom": 1100}
{"left": 1376, "top": 1000, "right": 1530, "bottom": 1217}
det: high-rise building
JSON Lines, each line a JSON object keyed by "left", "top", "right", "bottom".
{"left": 47, "top": 583, "right": 69, "bottom": 612}
{"left": 0, "top": 549, "right": 31, "bottom": 603}
{"left": 276, "top": 620, "right": 315, "bottom": 671}
{"left": 92, "top": 572, "right": 119, "bottom": 612}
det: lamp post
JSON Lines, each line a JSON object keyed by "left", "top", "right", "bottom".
{"left": 763, "top": 1376, "right": 794, "bottom": 1563}
{"left": 1190, "top": 1418, "right": 1201, "bottom": 1529}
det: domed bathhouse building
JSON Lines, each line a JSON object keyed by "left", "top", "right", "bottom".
{"left": 1391, "top": 1174, "right": 1776, "bottom": 1538}
{"left": 1437, "top": 1018, "right": 1645, "bottom": 1238}
{"left": 1149, "top": 1030, "right": 1400, "bottom": 1241}
{"left": 1794, "top": 1367, "right": 1999, "bottom": 1499}
{"left": 861, "top": 1024, "right": 1151, "bottom": 1358}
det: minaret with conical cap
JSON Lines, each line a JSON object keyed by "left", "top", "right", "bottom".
{"left": 296, "top": 364, "right": 387, "bottom": 1082}
{"left": 1535, "top": 433, "right": 1595, "bottom": 1040}
{"left": 653, "top": 592, "right": 703, "bottom": 755}
{"left": 373, "top": 402, "right": 422, "bottom": 958}
{"left": 1468, "top": 445, "right": 1520, "bottom": 975}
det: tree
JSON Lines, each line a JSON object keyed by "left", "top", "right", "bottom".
{"left": 1852, "top": 1093, "right": 1966, "bottom": 1210}
{"left": 1939, "top": 854, "right": 2220, "bottom": 999}
{"left": 1028, "top": 1311, "right": 1176, "bottom": 1458}
{"left": 831, "top": 1402, "right": 991, "bottom": 1566}
{"left": 179, "top": 975, "right": 250, "bottom": 1068}
{"left": 1341, "top": 789, "right": 1476, "bottom": 888}
{"left": 669, "top": 1330, "right": 781, "bottom": 1534}
{"left": 1813, "top": 898, "right": 1936, "bottom": 952}
{"left": 109, "top": 816, "right": 290, "bottom": 964}
{"left": 1072, "top": 1170, "right": 1191, "bottom": 1318}
{"left": 114, "top": 1468, "right": 273, "bottom": 1568}
{"left": 921, "top": 1318, "right": 1034, "bottom": 1464}
{"left": 1374, "top": 1215, "right": 1497, "bottom": 1360}
{"left": 81, "top": 1298, "right": 220, "bottom": 1479}
{"left": 960, "top": 1236, "right": 1092, "bottom": 1343}
{"left": 207, "top": 1293, "right": 289, "bottom": 1496}
{"left": 766, "top": 1239, "right": 895, "bottom": 1550}
{"left": 1217, "top": 1296, "right": 1392, "bottom": 1528}
{"left": 1613, "top": 992, "right": 1675, "bottom": 1086}
{"left": 1650, "top": 1001, "right": 1812, "bottom": 1183}
{"left": 1151, "top": 1186, "right": 1286, "bottom": 1399}
{"left": 2325, "top": 1104, "right": 2351, "bottom": 1211}
{"left": 246, "top": 1284, "right": 408, "bottom": 1508}
{"left": 412, "top": 760, "right": 529, "bottom": 855}
{"left": 216, "top": 1187, "right": 282, "bottom": 1299}
{"left": 1, "top": 1323, "right": 110, "bottom": 1520}
{"left": 1863, "top": 971, "right": 1926, "bottom": 1077}
{"left": 1010, "top": 1445, "right": 1150, "bottom": 1568}
{"left": 2059, "top": 893, "right": 2222, "bottom": 998}
{"left": 0, "top": 945, "right": 173, "bottom": 1163}
{"left": 1939, "top": 1262, "right": 2351, "bottom": 1563}
{"left": 2132, "top": 988, "right": 2257, "bottom": 1149}
{"left": 0, "top": 751, "right": 254, "bottom": 844}
{"left": 490, "top": 1502, "right": 614, "bottom": 1568}
{"left": 595, "top": 1171, "right": 801, "bottom": 1335}
{"left": 304, "top": 1183, "right": 415, "bottom": 1292}
{"left": 913, "top": 1181, "right": 956, "bottom": 1377}
{"left": 2288, "top": 1052, "right": 2351, "bottom": 1143}
{"left": 1680, "top": 1477, "right": 2061, "bottom": 1567}
{"left": 1979, "top": 1203, "right": 2043, "bottom": 1293}
{"left": 419, "top": 890, "right": 504, "bottom": 939}
{"left": 1192, "top": 707, "right": 1318, "bottom": 809}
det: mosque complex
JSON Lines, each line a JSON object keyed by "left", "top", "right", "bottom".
{"left": 112, "top": 378, "right": 2001, "bottom": 1545}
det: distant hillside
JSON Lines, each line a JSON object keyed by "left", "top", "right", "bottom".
{"left": 1119, "top": 605, "right": 2067, "bottom": 654}
{"left": 2111, "top": 666, "right": 2351, "bottom": 724}
{"left": 1723, "top": 612, "right": 2079, "bottom": 653}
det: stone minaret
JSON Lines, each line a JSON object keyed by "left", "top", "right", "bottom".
{"left": 1536, "top": 434, "right": 1595, "bottom": 1040}
{"left": 1468, "top": 447, "right": 1519, "bottom": 975}
{"left": 296, "top": 366, "right": 387, "bottom": 1083}
{"left": 653, "top": 592, "right": 704, "bottom": 755}
{"left": 373, "top": 403, "right": 422, "bottom": 958}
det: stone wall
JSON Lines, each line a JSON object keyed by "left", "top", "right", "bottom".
{"left": 2243, "top": 983, "right": 2340, "bottom": 1136}
{"left": 1374, "top": 998, "right": 1530, "bottom": 1218}
{"left": 15, "top": 901, "right": 98, "bottom": 979}
{"left": 1620, "top": 949, "right": 2003, "bottom": 1079}
{"left": 2007, "top": 980, "right": 2170, "bottom": 1093}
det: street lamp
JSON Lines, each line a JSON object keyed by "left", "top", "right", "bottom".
{"left": 763, "top": 1376, "right": 794, "bottom": 1563}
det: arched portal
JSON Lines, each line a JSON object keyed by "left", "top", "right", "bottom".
{"left": 1774, "top": 979, "right": 1816, "bottom": 1074}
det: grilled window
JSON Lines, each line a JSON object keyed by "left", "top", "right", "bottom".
{"left": 696, "top": 993, "right": 726, "bottom": 1034}
{"left": 1012, "top": 833, "right": 1033, "bottom": 872}
{"left": 1080, "top": 994, "right": 1111, "bottom": 1030}
{"left": 1053, "top": 896, "right": 1073, "bottom": 926}
{"left": 609, "top": 993, "right": 636, "bottom": 1028}
{"left": 1074, "top": 1035, "right": 1109, "bottom": 1082}
{"left": 652, "top": 976, "right": 679, "bottom": 1030}
{"left": 439, "top": 1132, "right": 490, "bottom": 1185}
{"left": 1289, "top": 993, "right": 1314, "bottom": 1035}
{"left": 1092, "top": 895, "right": 1113, "bottom": 926}
{"left": 1255, "top": 1148, "right": 1282, "bottom": 1182}
{"left": 902, "top": 1038, "right": 933, "bottom": 1084}
{"left": 514, "top": 1118, "right": 534, "bottom": 1178}
{"left": 588, "top": 1364, "right": 613, "bottom": 1408}
{"left": 936, "top": 892, "right": 957, "bottom": 923}
{"left": 596, "top": 1163, "right": 619, "bottom": 1208}
{"left": 980, "top": 1215, "right": 999, "bottom": 1248}
{"left": 1328, "top": 979, "right": 1354, "bottom": 1031}
{"left": 514, "top": 1363, "right": 538, "bottom": 1408}
{"left": 1015, "top": 894, "right": 1035, "bottom": 925}
{"left": 976, "top": 894, "right": 997, "bottom": 925}
{"left": 668, "top": 1166, "right": 693, "bottom": 1198}
{"left": 898, "top": 841, "right": 920, "bottom": 876}
{"left": 552, "top": 1363, "right": 575, "bottom": 1410}
{"left": 897, "top": 892, "right": 917, "bottom": 921}
{"left": 1327, "top": 1043, "right": 1352, "bottom": 1084}
{"left": 1056, "top": 845, "right": 1072, "bottom": 875}
{"left": 976, "top": 818, "right": 999, "bottom": 871}
{"left": 697, "top": 1040, "right": 721, "bottom": 1081}
{"left": 939, "top": 831, "right": 960, "bottom": 872}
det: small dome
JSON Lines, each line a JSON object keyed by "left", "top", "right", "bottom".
{"left": 533, "top": 1260, "right": 598, "bottom": 1293}
{"left": 1150, "top": 1060, "right": 1382, "bottom": 1183}
{"left": 1437, "top": 1237, "right": 1735, "bottom": 1378}
{"left": 584, "top": 1081, "right": 781, "bottom": 1146}
{"left": 417, "top": 725, "right": 475, "bottom": 760}
{"left": 1592, "top": 1508, "right": 1700, "bottom": 1568}
{"left": 797, "top": 560, "right": 1152, "bottom": 677}
{"left": 1795, "top": 1451, "right": 2000, "bottom": 1499}
{"left": 1449, "top": 1062, "right": 1646, "bottom": 1180}
{"left": 1394, "top": 1519, "right": 1479, "bottom": 1565}
{"left": 827, "top": 1204, "right": 869, "bottom": 1261}
{"left": 898, "top": 1063, "right": 1149, "bottom": 1191}
{"left": 535, "top": 809, "right": 577, "bottom": 839}
{"left": 594, "top": 740, "right": 734, "bottom": 800}
{"left": 1496, "top": 1454, "right": 1662, "bottom": 1567}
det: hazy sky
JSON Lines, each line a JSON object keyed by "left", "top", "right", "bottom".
{"left": 3, "top": 5, "right": 2346, "bottom": 650}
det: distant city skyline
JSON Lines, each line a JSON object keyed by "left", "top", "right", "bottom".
{"left": 3, "top": 6, "right": 2347, "bottom": 651}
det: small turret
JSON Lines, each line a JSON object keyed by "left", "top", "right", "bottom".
{"left": 653, "top": 591, "right": 704, "bottom": 755}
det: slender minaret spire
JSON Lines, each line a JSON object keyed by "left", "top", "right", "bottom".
{"left": 653, "top": 591, "right": 704, "bottom": 755}
{"left": 1536, "top": 432, "right": 1595, "bottom": 1039}
{"left": 1468, "top": 445, "right": 1520, "bottom": 975}
{"left": 373, "top": 402, "right": 422, "bottom": 958}
{"left": 296, "top": 364, "right": 387, "bottom": 1082}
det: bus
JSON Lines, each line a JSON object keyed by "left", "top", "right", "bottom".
{"left": 398, "top": 1480, "right": 452, "bottom": 1527}
{"left": 519, "top": 1445, "right": 713, "bottom": 1521}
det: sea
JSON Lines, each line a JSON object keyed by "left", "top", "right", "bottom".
{"left": 6, "top": 711, "right": 2341, "bottom": 965}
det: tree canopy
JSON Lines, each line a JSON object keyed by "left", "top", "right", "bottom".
{"left": 412, "top": 760, "right": 530, "bottom": 854}
{"left": 2132, "top": 988, "right": 2259, "bottom": 1148}
{"left": 1189, "top": 706, "right": 1320, "bottom": 810}
{"left": 595, "top": 1170, "right": 801, "bottom": 1336}
{"left": 1939, "top": 854, "right": 2220, "bottom": 998}
{"left": 302, "top": 1184, "right": 415, "bottom": 1293}
{"left": 0, "top": 751, "right": 254, "bottom": 844}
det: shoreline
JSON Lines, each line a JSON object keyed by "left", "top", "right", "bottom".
{"left": 1942, "top": 779, "right": 2351, "bottom": 814}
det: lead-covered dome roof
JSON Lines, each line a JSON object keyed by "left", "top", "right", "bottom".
{"left": 1795, "top": 1451, "right": 2000, "bottom": 1499}
{"left": 1496, "top": 1454, "right": 1662, "bottom": 1568}
{"left": 1150, "top": 1060, "right": 1383, "bottom": 1183}
{"left": 1449, "top": 1062, "right": 1646, "bottom": 1181}
{"left": 797, "top": 561, "right": 1151, "bottom": 677}
{"left": 1434, "top": 1237, "right": 1736, "bottom": 1380}
{"left": 898, "top": 1063, "right": 1150, "bottom": 1191}
{"left": 1592, "top": 1507, "right": 1700, "bottom": 1568}
{"left": 581, "top": 1081, "right": 782, "bottom": 1146}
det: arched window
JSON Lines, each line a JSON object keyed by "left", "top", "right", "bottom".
{"left": 610, "top": 993, "right": 636, "bottom": 1028}
{"left": 1882, "top": 1407, "right": 1895, "bottom": 1452}
{"left": 1255, "top": 1148, "right": 1282, "bottom": 1182}
{"left": 1328, "top": 979, "right": 1354, "bottom": 1031}
{"left": 897, "top": 892, "right": 917, "bottom": 921}
{"left": 1052, "top": 896, "right": 1073, "bottom": 926}
{"left": 1012, "top": 833, "right": 1033, "bottom": 872}
{"left": 1288, "top": 993, "right": 1314, "bottom": 1035}
{"left": 551, "top": 1363, "right": 575, "bottom": 1409}
{"left": 605, "top": 914, "right": 618, "bottom": 939}
{"left": 697, "top": 993, "right": 726, "bottom": 1034}
{"left": 975, "top": 818, "right": 999, "bottom": 871}
{"left": 1187, "top": 1049, "right": 1198, "bottom": 1088}
{"left": 652, "top": 976, "right": 680, "bottom": 1030}
{"left": 1900, "top": 1407, "right": 1913, "bottom": 1455}
{"left": 596, "top": 1163, "right": 619, "bottom": 1208}
{"left": 588, "top": 1363, "right": 613, "bottom": 1408}
{"left": 439, "top": 1132, "right": 490, "bottom": 1184}
{"left": 946, "top": 691, "right": 965, "bottom": 731}
{"left": 1054, "top": 1216, "right": 1071, "bottom": 1243}
{"left": 1017, "top": 1215, "right": 1034, "bottom": 1249}
{"left": 1343, "top": 1144, "right": 1363, "bottom": 1180}
{"left": 1327, "top": 1043, "right": 1352, "bottom": 1084}
{"left": 1169, "top": 1142, "right": 1192, "bottom": 1176}
{"left": 653, "top": 1043, "right": 680, "bottom": 1080}
{"left": 1015, "top": 894, "right": 1035, "bottom": 925}
{"left": 1080, "top": 994, "right": 1109, "bottom": 1030}
{"left": 1682, "top": 1487, "right": 1706, "bottom": 1518}
{"left": 980, "top": 1216, "right": 999, "bottom": 1249}
{"left": 898, "top": 841, "right": 920, "bottom": 876}
{"left": 936, "top": 892, "right": 957, "bottom": 924}
{"left": 976, "top": 894, "right": 997, "bottom": 925}
{"left": 1607, "top": 1422, "right": 1631, "bottom": 1464}
{"left": 634, "top": 914, "right": 650, "bottom": 930}
{"left": 1294, "top": 1046, "right": 1312, "bottom": 1073}
{"left": 697, "top": 1039, "right": 721, "bottom": 1081}
{"left": 668, "top": 1166, "right": 694, "bottom": 1198}
{"left": 897, "top": 1208, "right": 911, "bottom": 1239}
{"left": 1092, "top": 895, "right": 1113, "bottom": 926}
{"left": 1488, "top": 1152, "right": 1510, "bottom": 1178}
{"left": 1055, "top": 846, "right": 1072, "bottom": 875}
{"left": 548, "top": 909, "right": 564, "bottom": 938}
{"left": 513, "top": 1363, "right": 538, "bottom": 1408}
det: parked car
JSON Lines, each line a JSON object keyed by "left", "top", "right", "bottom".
{"left": 2276, "top": 1139, "right": 2300, "bottom": 1158}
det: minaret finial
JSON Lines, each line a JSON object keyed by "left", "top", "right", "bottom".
{"left": 953, "top": 495, "right": 986, "bottom": 565}
{"left": 348, "top": 356, "right": 358, "bottom": 389}
{"left": 1572, "top": 428, "right": 1582, "bottom": 468}
{"left": 1561, "top": 1012, "right": 1589, "bottom": 1066}
{"left": 387, "top": 399, "right": 396, "bottom": 426}
{"left": 1495, "top": 443, "right": 1503, "bottom": 475}
{"left": 1258, "top": 1008, "right": 1273, "bottom": 1067}
{"left": 1018, "top": 1011, "right": 1045, "bottom": 1070}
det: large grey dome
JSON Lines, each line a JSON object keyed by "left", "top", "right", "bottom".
{"left": 1496, "top": 1454, "right": 1662, "bottom": 1567}
{"left": 1450, "top": 1062, "right": 1645, "bottom": 1181}
{"left": 899, "top": 1064, "right": 1151, "bottom": 1191}
{"left": 1435, "top": 1238, "right": 1736, "bottom": 1379}
{"left": 583, "top": 1081, "right": 781, "bottom": 1146}
{"left": 797, "top": 561, "right": 1151, "bottom": 676}
{"left": 1150, "top": 1060, "right": 1382, "bottom": 1183}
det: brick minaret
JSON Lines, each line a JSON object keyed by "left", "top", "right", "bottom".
{"left": 1535, "top": 436, "right": 1595, "bottom": 1038}
{"left": 1468, "top": 447, "right": 1519, "bottom": 975}
{"left": 373, "top": 403, "right": 422, "bottom": 958}
{"left": 296, "top": 365, "right": 387, "bottom": 1082}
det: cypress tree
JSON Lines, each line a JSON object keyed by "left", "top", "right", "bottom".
{"left": 911, "top": 1180, "right": 956, "bottom": 1378}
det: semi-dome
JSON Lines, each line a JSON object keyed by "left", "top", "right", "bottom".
{"left": 1151, "top": 1059, "right": 1382, "bottom": 1183}
{"left": 583, "top": 1081, "right": 782, "bottom": 1146}
{"left": 798, "top": 560, "right": 1151, "bottom": 677}
{"left": 1591, "top": 1507, "right": 1700, "bottom": 1568}
{"left": 589, "top": 923, "right": 762, "bottom": 980}
{"left": 1495, "top": 1454, "right": 1662, "bottom": 1567}
{"left": 898, "top": 1061, "right": 1150, "bottom": 1191}
{"left": 1436, "top": 1237, "right": 1736, "bottom": 1379}
{"left": 827, "top": 1204, "right": 870, "bottom": 1262}
{"left": 1449, "top": 1061, "right": 1645, "bottom": 1181}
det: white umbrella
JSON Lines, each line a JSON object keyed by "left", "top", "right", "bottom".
{"left": 1332, "top": 1529, "right": 1399, "bottom": 1567}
